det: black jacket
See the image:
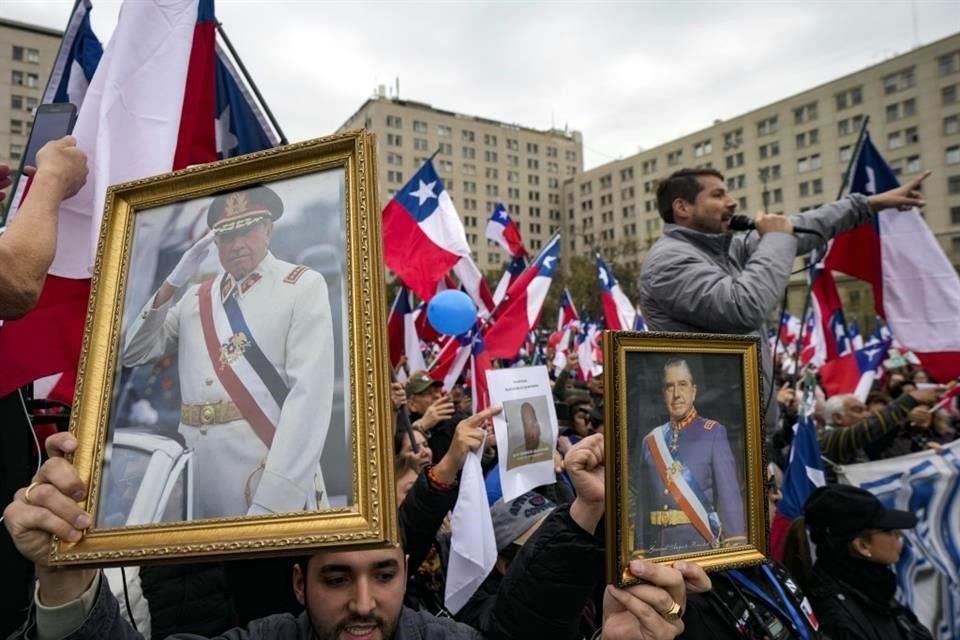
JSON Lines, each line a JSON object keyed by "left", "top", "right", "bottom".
{"left": 481, "top": 506, "right": 604, "bottom": 640}
{"left": 806, "top": 565, "right": 932, "bottom": 640}
{"left": 399, "top": 465, "right": 459, "bottom": 613}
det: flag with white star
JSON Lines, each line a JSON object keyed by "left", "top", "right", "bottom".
{"left": 382, "top": 160, "right": 474, "bottom": 301}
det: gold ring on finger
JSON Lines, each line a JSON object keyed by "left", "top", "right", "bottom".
{"left": 661, "top": 600, "right": 682, "bottom": 622}
{"left": 23, "top": 481, "right": 42, "bottom": 504}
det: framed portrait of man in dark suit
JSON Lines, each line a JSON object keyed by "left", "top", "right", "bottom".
{"left": 604, "top": 332, "right": 767, "bottom": 585}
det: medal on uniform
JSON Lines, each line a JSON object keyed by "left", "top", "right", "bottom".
{"left": 219, "top": 332, "right": 250, "bottom": 369}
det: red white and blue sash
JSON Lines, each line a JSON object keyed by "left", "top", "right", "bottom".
{"left": 646, "top": 426, "right": 722, "bottom": 546}
{"left": 197, "top": 276, "right": 289, "bottom": 447}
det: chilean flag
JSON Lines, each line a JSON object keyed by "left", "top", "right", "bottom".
{"left": 557, "top": 287, "right": 579, "bottom": 331}
{"left": 596, "top": 254, "right": 636, "bottom": 331}
{"left": 808, "top": 256, "right": 849, "bottom": 365}
{"left": 493, "top": 255, "right": 527, "bottom": 306}
{"left": 428, "top": 330, "right": 473, "bottom": 391}
{"left": 770, "top": 373, "right": 825, "bottom": 560}
{"left": 819, "top": 339, "right": 891, "bottom": 401}
{"left": 484, "top": 235, "right": 561, "bottom": 360}
{"left": 470, "top": 330, "right": 492, "bottom": 414}
{"left": 827, "top": 133, "right": 960, "bottom": 382}
{"left": 383, "top": 161, "right": 473, "bottom": 302}
{"left": 634, "top": 307, "right": 647, "bottom": 332}
{"left": 485, "top": 203, "right": 526, "bottom": 257}
{"left": 0, "top": 0, "right": 281, "bottom": 404}
{"left": 387, "top": 287, "right": 425, "bottom": 376}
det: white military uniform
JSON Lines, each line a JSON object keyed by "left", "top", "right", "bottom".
{"left": 123, "top": 252, "right": 334, "bottom": 520}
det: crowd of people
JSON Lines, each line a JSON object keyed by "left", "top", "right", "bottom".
{"left": 2, "top": 141, "right": 956, "bottom": 640}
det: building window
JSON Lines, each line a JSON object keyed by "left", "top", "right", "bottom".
{"left": 839, "top": 145, "right": 852, "bottom": 162}
{"left": 837, "top": 114, "right": 865, "bottom": 137}
{"left": 757, "top": 115, "right": 778, "bottom": 136}
{"left": 507, "top": 170, "right": 519, "bottom": 183}
{"left": 485, "top": 167, "right": 497, "bottom": 179}
{"left": 725, "top": 152, "right": 744, "bottom": 169}
{"left": 667, "top": 149, "right": 683, "bottom": 166}
{"left": 888, "top": 131, "right": 904, "bottom": 149}
{"left": 462, "top": 146, "right": 475, "bottom": 159}
{"left": 599, "top": 174, "right": 612, "bottom": 189}
{"left": 951, "top": 206, "right": 960, "bottom": 225}
{"left": 760, "top": 164, "right": 781, "bottom": 181}
{"left": 883, "top": 67, "right": 915, "bottom": 94}
{"left": 549, "top": 177, "right": 559, "bottom": 189}
{"left": 26, "top": 97, "right": 37, "bottom": 111}
{"left": 509, "top": 187, "right": 520, "bottom": 199}
{"left": 437, "top": 125, "right": 452, "bottom": 137}
{"left": 507, "top": 154, "right": 519, "bottom": 166}
{"left": 771, "top": 188, "right": 783, "bottom": 204}
{"left": 799, "top": 180, "right": 821, "bottom": 196}
{"left": 386, "top": 133, "right": 402, "bottom": 146}
{"left": 566, "top": 166, "right": 577, "bottom": 177}
{"left": 12, "top": 46, "right": 39, "bottom": 63}
{"left": 621, "top": 186, "right": 635, "bottom": 200}
{"left": 940, "top": 50, "right": 960, "bottom": 76}
{"left": 438, "top": 142, "right": 452, "bottom": 155}
{"left": 11, "top": 70, "right": 24, "bottom": 85}
{"left": 413, "top": 120, "right": 428, "bottom": 133}
{"left": 726, "top": 174, "right": 745, "bottom": 190}
{"left": 793, "top": 102, "right": 818, "bottom": 124}
{"left": 796, "top": 129, "right": 819, "bottom": 148}
{"left": 10, "top": 95, "right": 23, "bottom": 110}
{"left": 529, "top": 207, "right": 541, "bottom": 218}
{"left": 526, "top": 142, "right": 539, "bottom": 154}
{"left": 486, "top": 184, "right": 499, "bottom": 197}
{"left": 527, "top": 158, "right": 539, "bottom": 170}
{"left": 950, "top": 175, "right": 960, "bottom": 195}
{"left": 9, "top": 143, "right": 23, "bottom": 160}
{"left": 414, "top": 137, "right": 428, "bottom": 151}
{"left": 386, "top": 152, "right": 403, "bottom": 165}
{"left": 947, "top": 146, "right": 960, "bottom": 165}
{"left": 484, "top": 133, "right": 497, "bottom": 146}
{"left": 694, "top": 139, "right": 712, "bottom": 157}
{"left": 462, "top": 130, "right": 475, "bottom": 142}
{"left": 485, "top": 150, "right": 498, "bottom": 163}
{"left": 507, "top": 138, "right": 519, "bottom": 151}
{"left": 885, "top": 98, "right": 916, "bottom": 122}
{"left": 547, "top": 161, "right": 558, "bottom": 173}
{"left": 943, "top": 85, "right": 959, "bottom": 105}
{"left": 906, "top": 155, "right": 921, "bottom": 174}
{"left": 723, "top": 128, "right": 743, "bottom": 149}
{"left": 463, "top": 181, "right": 477, "bottom": 193}
{"left": 463, "top": 164, "right": 476, "bottom": 176}
{"left": 797, "top": 154, "right": 821, "bottom": 172}
{"left": 945, "top": 115, "right": 960, "bottom": 136}
{"left": 10, "top": 119, "right": 23, "bottom": 135}
{"left": 386, "top": 115, "right": 402, "bottom": 128}
{"left": 620, "top": 167, "right": 634, "bottom": 181}
{"left": 437, "top": 159, "right": 453, "bottom": 173}
{"left": 835, "top": 86, "right": 863, "bottom": 110}
{"left": 528, "top": 174, "right": 540, "bottom": 186}
{"left": 565, "top": 149, "right": 577, "bottom": 162}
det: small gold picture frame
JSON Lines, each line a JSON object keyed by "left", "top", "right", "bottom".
{"left": 604, "top": 331, "right": 767, "bottom": 585}
{"left": 51, "top": 130, "right": 398, "bottom": 566}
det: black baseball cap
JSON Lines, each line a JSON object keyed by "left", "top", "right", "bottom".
{"left": 805, "top": 484, "right": 917, "bottom": 543}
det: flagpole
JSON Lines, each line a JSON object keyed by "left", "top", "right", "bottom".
{"left": 216, "top": 23, "right": 288, "bottom": 145}
{"left": 790, "top": 116, "right": 871, "bottom": 381}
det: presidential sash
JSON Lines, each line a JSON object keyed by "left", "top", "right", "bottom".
{"left": 197, "top": 277, "right": 289, "bottom": 447}
{"left": 646, "top": 425, "right": 722, "bottom": 546}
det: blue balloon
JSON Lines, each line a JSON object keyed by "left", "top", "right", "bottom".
{"left": 427, "top": 290, "right": 477, "bottom": 336}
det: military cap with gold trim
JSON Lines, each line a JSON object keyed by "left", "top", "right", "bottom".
{"left": 207, "top": 185, "right": 284, "bottom": 235}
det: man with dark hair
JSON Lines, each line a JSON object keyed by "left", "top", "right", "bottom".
{"left": 640, "top": 167, "right": 929, "bottom": 432}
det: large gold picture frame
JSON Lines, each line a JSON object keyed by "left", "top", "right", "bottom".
{"left": 604, "top": 331, "right": 767, "bottom": 585}
{"left": 51, "top": 130, "right": 398, "bottom": 566}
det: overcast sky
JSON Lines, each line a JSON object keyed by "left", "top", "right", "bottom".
{"left": 6, "top": 1, "right": 960, "bottom": 169}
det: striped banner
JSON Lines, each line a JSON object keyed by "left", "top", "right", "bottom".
{"left": 838, "top": 441, "right": 960, "bottom": 640}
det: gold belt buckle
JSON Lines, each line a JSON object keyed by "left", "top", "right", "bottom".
{"left": 200, "top": 405, "right": 216, "bottom": 428}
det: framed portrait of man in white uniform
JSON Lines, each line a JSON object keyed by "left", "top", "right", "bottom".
{"left": 51, "top": 130, "right": 398, "bottom": 566}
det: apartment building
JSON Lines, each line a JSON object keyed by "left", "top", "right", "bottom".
{"left": 564, "top": 32, "right": 960, "bottom": 322}
{"left": 340, "top": 95, "right": 583, "bottom": 273}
